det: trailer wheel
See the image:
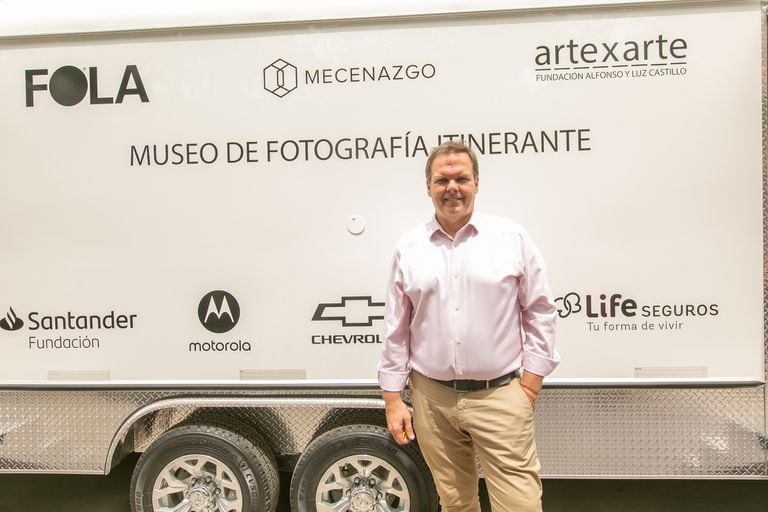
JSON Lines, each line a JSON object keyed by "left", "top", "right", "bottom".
{"left": 130, "top": 424, "right": 278, "bottom": 512}
{"left": 290, "top": 424, "right": 437, "bottom": 512}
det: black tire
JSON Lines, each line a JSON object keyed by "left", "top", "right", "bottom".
{"left": 290, "top": 424, "right": 438, "bottom": 512}
{"left": 130, "top": 424, "right": 279, "bottom": 512}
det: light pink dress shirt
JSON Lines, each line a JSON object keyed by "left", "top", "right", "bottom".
{"left": 378, "top": 212, "right": 560, "bottom": 392}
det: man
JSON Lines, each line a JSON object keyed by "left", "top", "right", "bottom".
{"left": 377, "top": 141, "right": 559, "bottom": 512}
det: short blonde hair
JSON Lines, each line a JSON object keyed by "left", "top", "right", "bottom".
{"left": 425, "top": 140, "right": 479, "bottom": 179}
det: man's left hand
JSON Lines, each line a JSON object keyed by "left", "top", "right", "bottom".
{"left": 520, "top": 371, "right": 543, "bottom": 408}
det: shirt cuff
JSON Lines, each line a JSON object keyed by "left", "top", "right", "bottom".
{"left": 378, "top": 368, "right": 410, "bottom": 392}
{"left": 522, "top": 352, "right": 561, "bottom": 378}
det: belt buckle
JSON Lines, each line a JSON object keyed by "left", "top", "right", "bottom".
{"left": 453, "top": 381, "right": 470, "bottom": 393}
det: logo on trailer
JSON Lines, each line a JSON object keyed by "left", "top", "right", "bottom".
{"left": 0, "top": 307, "right": 24, "bottom": 331}
{"left": 25, "top": 65, "right": 149, "bottom": 107}
{"left": 555, "top": 292, "right": 719, "bottom": 320}
{"left": 533, "top": 35, "right": 689, "bottom": 82}
{"left": 263, "top": 59, "right": 298, "bottom": 98}
{"left": 262, "top": 57, "right": 437, "bottom": 99}
{"left": 554, "top": 292, "right": 582, "bottom": 318}
{"left": 198, "top": 291, "right": 240, "bottom": 333}
{"left": 312, "top": 296, "right": 385, "bottom": 327}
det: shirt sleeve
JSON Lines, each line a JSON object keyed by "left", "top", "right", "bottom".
{"left": 377, "top": 249, "right": 413, "bottom": 391}
{"left": 518, "top": 231, "right": 560, "bottom": 377}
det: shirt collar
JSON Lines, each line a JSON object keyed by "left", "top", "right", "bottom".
{"left": 428, "top": 212, "right": 481, "bottom": 239}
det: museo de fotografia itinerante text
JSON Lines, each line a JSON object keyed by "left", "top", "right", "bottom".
{"left": 128, "top": 129, "right": 592, "bottom": 167}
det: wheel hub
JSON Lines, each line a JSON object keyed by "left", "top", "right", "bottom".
{"left": 349, "top": 487, "right": 376, "bottom": 512}
{"left": 188, "top": 487, "right": 211, "bottom": 510}
{"left": 187, "top": 477, "right": 221, "bottom": 512}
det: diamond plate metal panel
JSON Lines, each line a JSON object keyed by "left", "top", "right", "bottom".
{"left": 0, "top": 386, "right": 765, "bottom": 476}
{"left": 0, "top": 388, "right": 387, "bottom": 473}
{"left": 535, "top": 387, "right": 766, "bottom": 477}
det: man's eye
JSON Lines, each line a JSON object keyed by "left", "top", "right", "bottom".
{"left": 435, "top": 179, "right": 448, "bottom": 185}
{"left": 457, "top": 178, "right": 470, "bottom": 183}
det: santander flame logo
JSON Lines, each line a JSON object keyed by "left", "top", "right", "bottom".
{"left": 0, "top": 307, "right": 24, "bottom": 331}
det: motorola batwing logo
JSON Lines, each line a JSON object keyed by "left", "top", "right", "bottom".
{"left": 198, "top": 291, "right": 240, "bottom": 333}
{"left": 312, "top": 296, "right": 384, "bottom": 327}
{"left": 0, "top": 307, "right": 24, "bottom": 331}
{"left": 263, "top": 59, "right": 298, "bottom": 98}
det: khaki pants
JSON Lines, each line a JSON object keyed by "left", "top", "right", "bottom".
{"left": 410, "top": 371, "right": 543, "bottom": 512}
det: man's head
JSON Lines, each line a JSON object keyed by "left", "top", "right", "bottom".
{"left": 425, "top": 141, "right": 479, "bottom": 235}
{"left": 424, "top": 140, "right": 479, "bottom": 180}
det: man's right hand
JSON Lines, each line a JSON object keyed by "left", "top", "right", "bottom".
{"left": 382, "top": 391, "right": 415, "bottom": 445}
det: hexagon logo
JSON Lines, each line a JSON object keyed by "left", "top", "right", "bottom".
{"left": 263, "top": 59, "right": 298, "bottom": 98}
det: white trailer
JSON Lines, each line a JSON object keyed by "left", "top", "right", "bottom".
{"left": 0, "top": 0, "right": 765, "bottom": 510}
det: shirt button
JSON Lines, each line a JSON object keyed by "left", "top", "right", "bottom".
{"left": 453, "top": 274, "right": 458, "bottom": 279}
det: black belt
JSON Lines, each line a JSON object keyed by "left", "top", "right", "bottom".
{"left": 432, "top": 369, "right": 520, "bottom": 392}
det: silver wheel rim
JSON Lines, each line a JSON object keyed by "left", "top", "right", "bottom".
{"left": 152, "top": 453, "right": 244, "bottom": 512}
{"left": 315, "top": 454, "right": 411, "bottom": 512}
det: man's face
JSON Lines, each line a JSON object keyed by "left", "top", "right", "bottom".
{"left": 427, "top": 151, "right": 479, "bottom": 230}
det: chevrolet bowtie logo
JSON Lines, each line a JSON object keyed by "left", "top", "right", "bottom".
{"left": 312, "top": 296, "right": 385, "bottom": 327}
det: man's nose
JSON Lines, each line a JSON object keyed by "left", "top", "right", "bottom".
{"left": 446, "top": 180, "right": 459, "bottom": 191}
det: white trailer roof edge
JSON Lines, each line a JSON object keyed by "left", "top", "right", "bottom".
{"left": 0, "top": 0, "right": 753, "bottom": 39}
